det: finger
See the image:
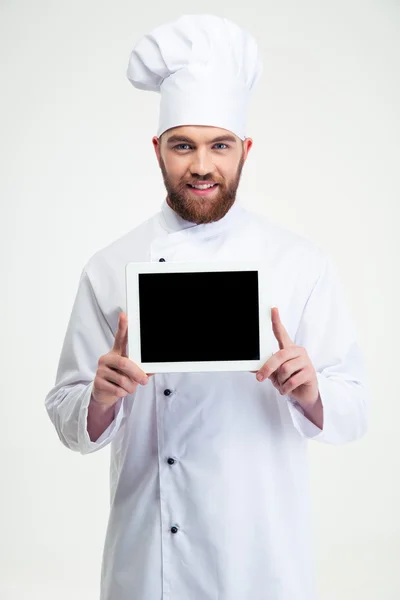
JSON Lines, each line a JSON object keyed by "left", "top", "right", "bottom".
{"left": 250, "top": 351, "right": 275, "bottom": 374}
{"left": 271, "top": 307, "right": 294, "bottom": 350}
{"left": 276, "top": 356, "right": 308, "bottom": 386}
{"left": 280, "top": 369, "right": 310, "bottom": 396}
{"left": 105, "top": 354, "right": 149, "bottom": 385}
{"left": 256, "top": 347, "right": 301, "bottom": 381}
{"left": 117, "top": 326, "right": 128, "bottom": 359}
{"left": 113, "top": 312, "right": 128, "bottom": 355}
{"left": 93, "top": 378, "right": 131, "bottom": 400}
{"left": 102, "top": 365, "right": 138, "bottom": 395}
{"left": 121, "top": 327, "right": 128, "bottom": 358}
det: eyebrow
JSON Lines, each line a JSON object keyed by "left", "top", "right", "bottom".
{"left": 166, "top": 134, "right": 237, "bottom": 145}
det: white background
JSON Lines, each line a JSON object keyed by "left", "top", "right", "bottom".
{"left": 1, "top": 0, "right": 399, "bottom": 598}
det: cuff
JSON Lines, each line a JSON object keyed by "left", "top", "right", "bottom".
{"left": 77, "top": 381, "right": 126, "bottom": 454}
{"left": 286, "top": 373, "right": 330, "bottom": 441}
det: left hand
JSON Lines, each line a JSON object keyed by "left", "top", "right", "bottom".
{"left": 254, "top": 307, "right": 319, "bottom": 410}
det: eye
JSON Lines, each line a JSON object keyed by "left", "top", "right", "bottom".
{"left": 173, "top": 143, "right": 230, "bottom": 151}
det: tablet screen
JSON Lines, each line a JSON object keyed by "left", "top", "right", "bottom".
{"left": 138, "top": 270, "right": 260, "bottom": 363}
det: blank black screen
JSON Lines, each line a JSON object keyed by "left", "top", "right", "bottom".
{"left": 138, "top": 271, "right": 260, "bottom": 363}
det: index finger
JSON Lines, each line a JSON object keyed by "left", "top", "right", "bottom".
{"left": 113, "top": 312, "right": 128, "bottom": 356}
{"left": 271, "top": 307, "right": 294, "bottom": 350}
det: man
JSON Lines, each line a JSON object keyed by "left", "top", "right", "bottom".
{"left": 45, "top": 14, "right": 369, "bottom": 600}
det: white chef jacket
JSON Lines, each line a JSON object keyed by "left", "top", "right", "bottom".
{"left": 45, "top": 198, "right": 369, "bottom": 600}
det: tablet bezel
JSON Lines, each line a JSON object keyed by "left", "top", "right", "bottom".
{"left": 125, "top": 260, "right": 274, "bottom": 373}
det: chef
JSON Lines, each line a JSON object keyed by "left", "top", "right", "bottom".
{"left": 45, "top": 14, "right": 369, "bottom": 600}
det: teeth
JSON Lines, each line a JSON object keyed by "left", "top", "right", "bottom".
{"left": 190, "top": 184, "right": 215, "bottom": 190}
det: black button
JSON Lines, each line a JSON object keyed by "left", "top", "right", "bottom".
{"left": 164, "top": 389, "right": 172, "bottom": 396}
{"left": 167, "top": 457, "right": 176, "bottom": 465}
{"left": 159, "top": 258, "right": 166, "bottom": 262}
{"left": 171, "top": 526, "right": 179, "bottom": 534}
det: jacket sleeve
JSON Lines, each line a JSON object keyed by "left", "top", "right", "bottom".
{"left": 287, "top": 253, "right": 370, "bottom": 444}
{"left": 45, "top": 268, "right": 127, "bottom": 454}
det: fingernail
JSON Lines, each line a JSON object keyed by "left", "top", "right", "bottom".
{"left": 142, "top": 377, "right": 148, "bottom": 385}
{"left": 256, "top": 373, "right": 264, "bottom": 382}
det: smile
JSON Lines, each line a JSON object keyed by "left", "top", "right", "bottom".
{"left": 187, "top": 183, "right": 219, "bottom": 196}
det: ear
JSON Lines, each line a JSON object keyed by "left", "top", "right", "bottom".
{"left": 242, "top": 138, "right": 253, "bottom": 161}
{"left": 152, "top": 136, "right": 161, "bottom": 165}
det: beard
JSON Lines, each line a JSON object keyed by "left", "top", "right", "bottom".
{"left": 159, "top": 152, "right": 245, "bottom": 225}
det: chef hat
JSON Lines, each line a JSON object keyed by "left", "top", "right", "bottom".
{"left": 126, "top": 14, "right": 262, "bottom": 140}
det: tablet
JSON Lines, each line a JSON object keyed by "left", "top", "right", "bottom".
{"left": 125, "top": 260, "right": 275, "bottom": 373}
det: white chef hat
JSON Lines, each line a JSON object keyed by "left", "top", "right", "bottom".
{"left": 126, "top": 14, "right": 262, "bottom": 140}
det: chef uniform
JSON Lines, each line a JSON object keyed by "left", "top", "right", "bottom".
{"left": 45, "top": 14, "right": 369, "bottom": 600}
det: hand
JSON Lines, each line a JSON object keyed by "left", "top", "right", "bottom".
{"left": 91, "top": 312, "right": 154, "bottom": 407}
{"left": 254, "top": 307, "right": 319, "bottom": 410}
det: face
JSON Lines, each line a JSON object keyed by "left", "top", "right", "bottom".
{"left": 152, "top": 125, "right": 253, "bottom": 224}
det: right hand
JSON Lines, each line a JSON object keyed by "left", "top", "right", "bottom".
{"left": 91, "top": 312, "right": 153, "bottom": 407}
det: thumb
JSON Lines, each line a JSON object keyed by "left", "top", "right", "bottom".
{"left": 113, "top": 312, "right": 128, "bottom": 357}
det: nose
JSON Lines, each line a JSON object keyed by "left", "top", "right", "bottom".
{"left": 189, "top": 148, "right": 214, "bottom": 177}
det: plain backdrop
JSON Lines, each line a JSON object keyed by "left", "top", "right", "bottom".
{"left": 1, "top": 0, "right": 399, "bottom": 598}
